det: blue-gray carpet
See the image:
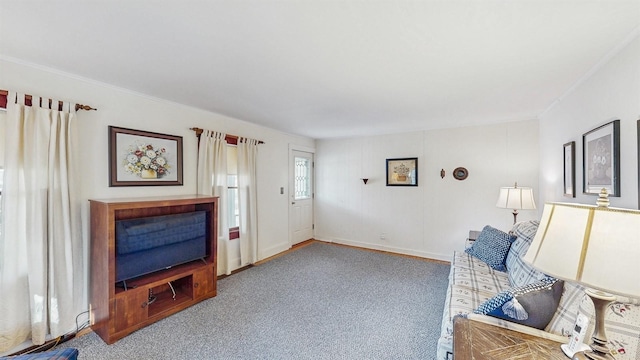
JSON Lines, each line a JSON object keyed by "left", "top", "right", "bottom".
{"left": 60, "top": 242, "right": 450, "bottom": 359}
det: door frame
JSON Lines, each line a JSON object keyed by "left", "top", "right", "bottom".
{"left": 288, "top": 144, "right": 316, "bottom": 247}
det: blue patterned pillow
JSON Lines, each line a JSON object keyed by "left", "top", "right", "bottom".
{"left": 474, "top": 277, "right": 564, "bottom": 329}
{"left": 464, "top": 225, "right": 515, "bottom": 272}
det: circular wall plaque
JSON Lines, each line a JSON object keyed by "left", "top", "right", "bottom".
{"left": 453, "top": 167, "right": 468, "bottom": 180}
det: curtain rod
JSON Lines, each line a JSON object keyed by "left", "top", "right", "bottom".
{"left": 190, "top": 127, "right": 264, "bottom": 144}
{"left": 0, "top": 89, "right": 97, "bottom": 112}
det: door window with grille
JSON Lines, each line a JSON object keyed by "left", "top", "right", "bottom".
{"left": 294, "top": 156, "right": 312, "bottom": 200}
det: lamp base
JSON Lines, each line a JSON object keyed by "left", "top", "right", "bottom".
{"left": 571, "top": 350, "right": 615, "bottom": 360}
{"left": 561, "top": 343, "right": 590, "bottom": 358}
{"left": 571, "top": 289, "right": 617, "bottom": 360}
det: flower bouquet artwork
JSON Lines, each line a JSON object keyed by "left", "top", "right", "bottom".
{"left": 109, "top": 126, "right": 183, "bottom": 186}
{"left": 124, "top": 142, "right": 170, "bottom": 179}
{"left": 386, "top": 158, "right": 418, "bottom": 186}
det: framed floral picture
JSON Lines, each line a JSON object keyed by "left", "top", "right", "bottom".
{"left": 109, "top": 126, "right": 183, "bottom": 186}
{"left": 563, "top": 141, "right": 575, "bottom": 197}
{"left": 582, "top": 120, "right": 620, "bottom": 196}
{"left": 386, "top": 157, "right": 418, "bottom": 186}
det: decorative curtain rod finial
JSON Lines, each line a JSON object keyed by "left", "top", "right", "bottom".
{"left": 189, "top": 127, "right": 204, "bottom": 137}
{"left": 75, "top": 104, "right": 97, "bottom": 111}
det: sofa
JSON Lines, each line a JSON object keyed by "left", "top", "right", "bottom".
{"left": 436, "top": 220, "right": 640, "bottom": 360}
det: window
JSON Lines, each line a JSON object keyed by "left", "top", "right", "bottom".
{"left": 294, "top": 156, "right": 312, "bottom": 200}
{"left": 227, "top": 146, "right": 239, "bottom": 239}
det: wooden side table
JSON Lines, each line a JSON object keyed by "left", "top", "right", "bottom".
{"left": 453, "top": 317, "right": 567, "bottom": 359}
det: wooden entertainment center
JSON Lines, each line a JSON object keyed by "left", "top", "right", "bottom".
{"left": 89, "top": 195, "right": 218, "bottom": 344}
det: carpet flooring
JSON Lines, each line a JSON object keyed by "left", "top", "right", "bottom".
{"left": 59, "top": 242, "right": 450, "bottom": 359}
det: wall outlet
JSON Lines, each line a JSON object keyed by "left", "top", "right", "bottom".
{"left": 379, "top": 233, "right": 386, "bottom": 240}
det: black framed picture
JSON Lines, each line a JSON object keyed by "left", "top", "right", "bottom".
{"left": 386, "top": 157, "right": 418, "bottom": 186}
{"left": 109, "top": 126, "right": 183, "bottom": 186}
{"left": 563, "top": 141, "right": 575, "bottom": 197}
{"left": 582, "top": 120, "right": 620, "bottom": 196}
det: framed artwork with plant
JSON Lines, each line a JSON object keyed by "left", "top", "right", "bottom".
{"left": 108, "top": 126, "right": 183, "bottom": 186}
{"left": 386, "top": 157, "right": 418, "bottom": 186}
{"left": 582, "top": 120, "right": 619, "bottom": 196}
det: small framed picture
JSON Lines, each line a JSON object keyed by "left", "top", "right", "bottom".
{"left": 563, "top": 141, "right": 575, "bottom": 197}
{"left": 109, "top": 126, "right": 183, "bottom": 186}
{"left": 582, "top": 120, "right": 620, "bottom": 196}
{"left": 386, "top": 158, "right": 418, "bottom": 186}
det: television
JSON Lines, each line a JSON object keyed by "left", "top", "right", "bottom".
{"left": 114, "top": 211, "right": 207, "bottom": 286}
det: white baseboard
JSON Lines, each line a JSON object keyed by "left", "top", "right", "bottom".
{"left": 259, "top": 241, "right": 291, "bottom": 261}
{"left": 221, "top": 241, "right": 293, "bottom": 275}
{"left": 313, "top": 236, "right": 451, "bottom": 263}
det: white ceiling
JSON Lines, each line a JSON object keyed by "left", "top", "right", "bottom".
{"left": 1, "top": 1, "right": 639, "bottom": 139}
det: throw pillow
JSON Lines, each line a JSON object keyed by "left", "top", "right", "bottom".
{"left": 505, "top": 220, "right": 539, "bottom": 272}
{"left": 465, "top": 225, "right": 516, "bottom": 272}
{"left": 474, "top": 277, "right": 564, "bottom": 329}
{"left": 504, "top": 220, "right": 547, "bottom": 287}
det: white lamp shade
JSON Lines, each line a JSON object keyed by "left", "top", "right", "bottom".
{"left": 496, "top": 186, "right": 536, "bottom": 210}
{"left": 523, "top": 202, "right": 640, "bottom": 299}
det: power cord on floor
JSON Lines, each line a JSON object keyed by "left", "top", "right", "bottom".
{"left": 9, "top": 310, "right": 90, "bottom": 356}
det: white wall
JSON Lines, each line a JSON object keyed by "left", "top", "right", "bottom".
{"left": 539, "top": 35, "right": 640, "bottom": 208}
{"left": 315, "top": 119, "right": 539, "bottom": 261}
{"left": 0, "top": 58, "right": 315, "bottom": 281}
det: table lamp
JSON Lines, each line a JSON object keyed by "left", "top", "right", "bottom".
{"left": 522, "top": 189, "right": 640, "bottom": 360}
{"left": 496, "top": 182, "right": 536, "bottom": 224}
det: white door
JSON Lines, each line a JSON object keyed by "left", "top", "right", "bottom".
{"left": 290, "top": 150, "right": 314, "bottom": 245}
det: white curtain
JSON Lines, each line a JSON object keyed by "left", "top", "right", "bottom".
{"left": 0, "top": 92, "right": 83, "bottom": 351}
{"left": 196, "top": 130, "right": 231, "bottom": 275}
{"left": 237, "top": 138, "right": 258, "bottom": 266}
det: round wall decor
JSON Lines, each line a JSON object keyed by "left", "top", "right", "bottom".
{"left": 453, "top": 167, "right": 468, "bottom": 180}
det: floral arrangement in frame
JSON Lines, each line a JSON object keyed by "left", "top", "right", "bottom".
{"left": 582, "top": 120, "right": 620, "bottom": 196}
{"left": 386, "top": 157, "right": 418, "bottom": 186}
{"left": 563, "top": 141, "right": 575, "bottom": 197}
{"left": 108, "top": 126, "right": 183, "bottom": 186}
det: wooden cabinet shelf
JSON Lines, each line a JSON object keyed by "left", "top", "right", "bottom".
{"left": 89, "top": 195, "right": 218, "bottom": 344}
